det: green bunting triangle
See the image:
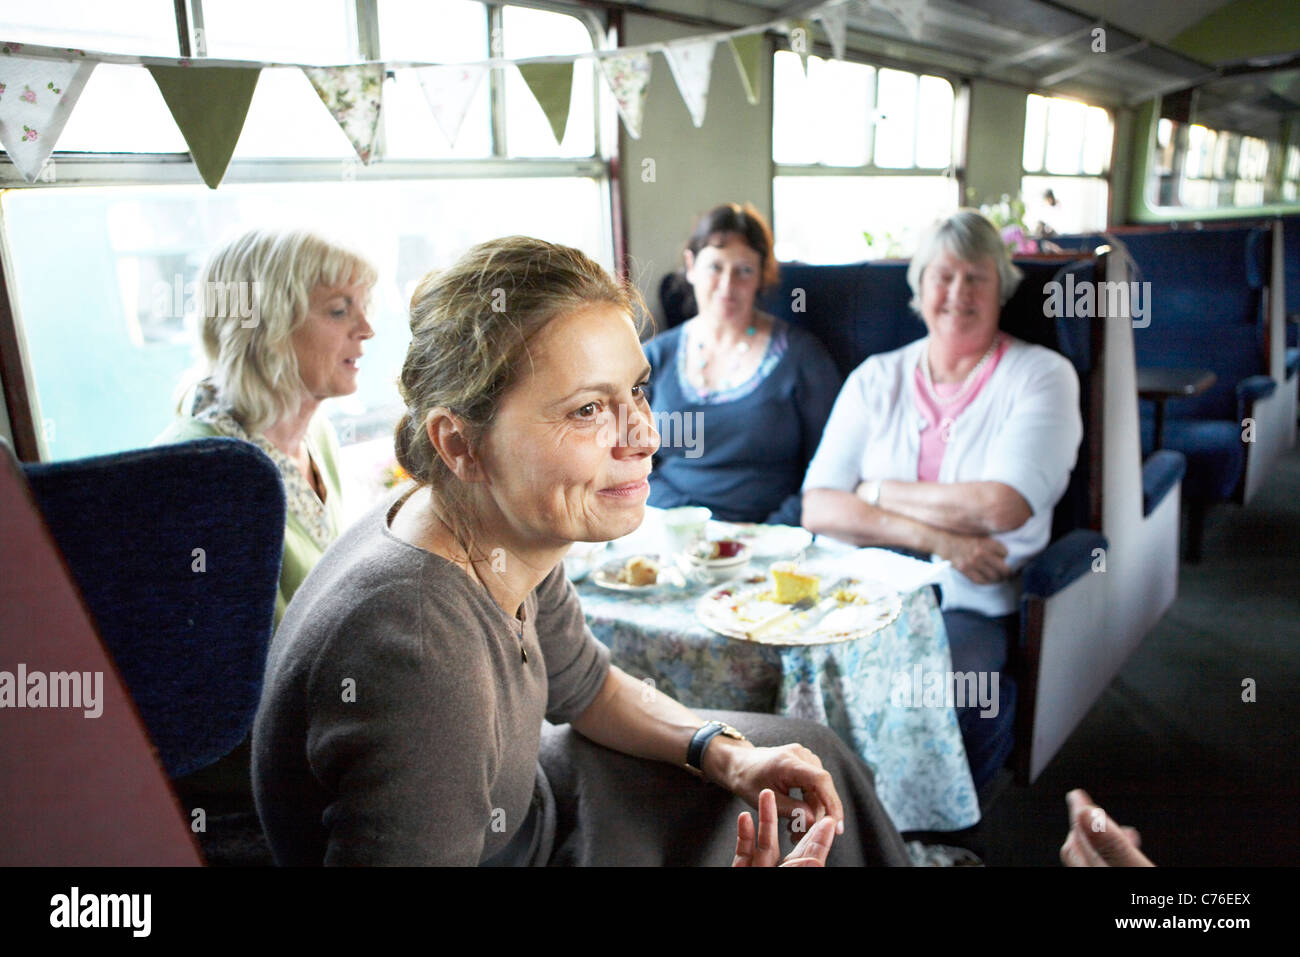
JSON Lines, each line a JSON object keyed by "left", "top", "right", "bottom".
{"left": 728, "top": 34, "right": 763, "bottom": 106}
{"left": 517, "top": 61, "right": 573, "bottom": 146}
{"left": 148, "top": 65, "right": 260, "bottom": 189}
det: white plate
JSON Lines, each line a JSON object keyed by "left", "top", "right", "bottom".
{"left": 708, "top": 522, "right": 813, "bottom": 559}
{"left": 591, "top": 555, "right": 688, "bottom": 592}
{"left": 684, "top": 541, "right": 753, "bottom": 568}
{"left": 695, "top": 574, "right": 902, "bottom": 646}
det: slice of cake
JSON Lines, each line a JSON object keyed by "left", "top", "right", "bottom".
{"left": 770, "top": 561, "right": 819, "bottom": 604}
{"left": 618, "top": 555, "right": 660, "bottom": 586}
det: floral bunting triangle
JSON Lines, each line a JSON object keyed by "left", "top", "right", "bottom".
{"left": 517, "top": 61, "right": 573, "bottom": 146}
{"left": 817, "top": 3, "right": 849, "bottom": 61}
{"left": 728, "top": 34, "right": 763, "bottom": 106}
{"left": 0, "top": 52, "right": 96, "bottom": 183}
{"left": 788, "top": 19, "right": 815, "bottom": 74}
{"left": 597, "top": 52, "right": 652, "bottom": 140}
{"left": 415, "top": 63, "right": 486, "bottom": 147}
{"left": 663, "top": 37, "right": 716, "bottom": 128}
{"left": 148, "top": 65, "right": 260, "bottom": 189}
{"left": 303, "top": 64, "right": 384, "bottom": 165}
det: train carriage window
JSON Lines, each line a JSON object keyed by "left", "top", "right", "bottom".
{"left": 1283, "top": 146, "right": 1300, "bottom": 202}
{"left": 772, "top": 51, "right": 956, "bottom": 263}
{"left": 1020, "top": 94, "right": 1112, "bottom": 236}
{"left": 0, "top": 1, "right": 180, "bottom": 56}
{"left": 378, "top": 0, "right": 492, "bottom": 159}
{"left": 0, "top": 1, "right": 611, "bottom": 515}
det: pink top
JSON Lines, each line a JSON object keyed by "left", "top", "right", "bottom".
{"left": 913, "top": 334, "right": 1010, "bottom": 482}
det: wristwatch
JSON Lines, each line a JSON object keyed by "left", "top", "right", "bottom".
{"left": 685, "top": 720, "right": 749, "bottom": 777}
{"left": 860, "top": 479, "right": 882, "bottom": 507}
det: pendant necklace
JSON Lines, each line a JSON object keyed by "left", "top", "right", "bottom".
{"left": 693, "top": 319, "right": 758, "bottom": 393}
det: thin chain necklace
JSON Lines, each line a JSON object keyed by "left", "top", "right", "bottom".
{"left": 919, "top": 334, "right": 1001, "bottom": 409}
{"left": 434, "top": 508, "right": 527, "bottom": 663}
{"left": 690, "top": 316, "right": 760, "bottom": 393}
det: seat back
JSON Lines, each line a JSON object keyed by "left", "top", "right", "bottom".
{"left": 21, "top": 437, "right": 285, "bottom": 778}
{"left": 1005, "top": 257, "right": 1100, "bottom": 537}
{"left": 0, "top": 439, "right": 202, "bottom": 864}
{"left": 759, "top": 260, "right": 925, "bottom": 378}
{"left": 1125, "top": 228, "right": 1264, "bottom": 422}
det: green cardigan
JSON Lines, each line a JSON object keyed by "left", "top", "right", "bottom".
{"left": 154, "top": 414, "right": 345, "bottom": 625}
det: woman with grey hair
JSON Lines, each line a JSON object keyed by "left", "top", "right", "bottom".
{"left": 801, "top": 209, "right": 1083, "bottom": 791}
{"left": 157, "top": 228, "right": 378, "bottom": 624}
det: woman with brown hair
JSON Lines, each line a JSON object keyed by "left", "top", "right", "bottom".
{"left": 644, "top": 203, "right": 841, "bottom": 526}
{"left": 251, "top": 235, "right": 911, "bottom": 866}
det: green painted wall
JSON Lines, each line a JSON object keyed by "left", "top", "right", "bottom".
{"left": 1170, "top": 0, "right": 1300, "bottom": 66}
{"left": 963, "top": 78, "right": 1027, "bottom": 208}
{"left": 620, "top": 14, "right": 773, "bottom": 329}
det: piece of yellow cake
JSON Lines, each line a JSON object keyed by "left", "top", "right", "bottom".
{"left": 770, "top": 562, "right": 819, "bottom": 604}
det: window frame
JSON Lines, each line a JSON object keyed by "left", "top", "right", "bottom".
{"left": 771, "top": 49, "right": 962, "bottom": 180}
{"left": 0, "top": 0, "right": 617, "bottom": 463}
{"left": 0, "top": 0, "right": 613, "bottom": 187}
{"left": 1148, "top": 115, "right": 1289, "bottom": 212}
{"left": 1017, "top": 91, "right": 1114, "bottom": 234}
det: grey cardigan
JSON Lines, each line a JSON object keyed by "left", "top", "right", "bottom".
{"left": 252, "top": 487, "right": 610, "bottom": 865}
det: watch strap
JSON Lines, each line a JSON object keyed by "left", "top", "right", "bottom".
{"left": 687, "top": 721, "right": 727, "bottom": 772}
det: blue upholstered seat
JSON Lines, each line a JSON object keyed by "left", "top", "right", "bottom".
{"left": 22, "top": 437, "right": 286, "bottom": 777}
{"left": 1123, "top": 229, "right": 1270, "bottom": 511}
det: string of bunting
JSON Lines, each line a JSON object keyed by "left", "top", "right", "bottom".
{"left": 0, "top": 0, "right": 928, "bottom": 188}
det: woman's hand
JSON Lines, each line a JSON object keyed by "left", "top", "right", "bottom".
{"left": 732, "top": 789, "right": 837, "bottom": 866}
{"left": 936, "top": 529, "right": 1012, "bottom": 584}
{"left": 706, "top": 738, "right": 845, "bottom": 837}
{"left": 1060, "top": 789, "right": 1155, "bottom": 867}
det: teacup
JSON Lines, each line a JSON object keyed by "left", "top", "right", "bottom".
{"left": 662, "top": 506, "right": 712, "bottom": 555}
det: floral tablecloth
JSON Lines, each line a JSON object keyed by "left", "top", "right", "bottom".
{"left": 574, "top": 546, "right": 980, "bottom": 833}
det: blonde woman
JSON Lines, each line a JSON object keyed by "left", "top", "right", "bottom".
{"left": 252, "top": 236, "right": 911, "bottom": 867}
{"left": 157, "top": 229, "right": 377, "bottom": 624}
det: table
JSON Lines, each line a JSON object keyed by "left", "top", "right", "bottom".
{"left": 573, "top": 541, "right": 981, "bottom": 833}
{"left": 1137, "top": 366, "right": 1217, "bottom": 450}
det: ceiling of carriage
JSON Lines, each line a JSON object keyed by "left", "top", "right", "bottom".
{"left": 607, "top": 1, "right": 1293, "bottom": 114}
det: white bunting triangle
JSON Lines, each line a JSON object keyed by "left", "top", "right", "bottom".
{"left": 663, "top": 38, "right": 716, "bottom": 128}
{"left": 817, "top": 3, "right": 849, "bottom": 61}
{"left": 0, "top": 53, "right": 96, "bottom": 182}
{"left": 597, "top": 52, "right": 652, "bottom": 140}
{"left": 415, "top": 64, "right": 486, "bottom": 147}
{"left": 872, "top": 0, "right": 927, "bottom": 41}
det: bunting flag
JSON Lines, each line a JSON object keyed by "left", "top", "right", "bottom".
{"left": 0, "top": 52, "right": 96, "bottom": 183}
{"left": 516, "top": 61, "right": 573, "bottom": 146}
{"left": 873, "top": 0, "right": 928, "bottom": 41}
{"left": 663, "top": 37, "right": 716, "bottom": 128}
{"left": 788, "top": 19, "right": 815, "bottom": 75}
{"left": 303, "top": 64, "right": 384, "bottom": 165}
{"left": 415, "top": 63, "right": 486, "bottom": 147}
{"left": 817, "top": 3, "right": 849, "bottom": 62}
{"left": 148, "top": 65, "right": 260, "bottom": 189}
{"left": 728, "top": 34, "right": 763, "bottom": 106}
{"left": 597, "top": 52, "right": 652, "bottom": 140}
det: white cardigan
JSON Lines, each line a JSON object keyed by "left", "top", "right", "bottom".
{"left": 803, "top": 336, "right": 1082, "bottom": 616}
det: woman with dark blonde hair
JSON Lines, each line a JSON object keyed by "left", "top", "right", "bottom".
{"left": 252, "top": 235, "right": 912, "bottom": 867}
{"left": 157, "top": 228, "right": 377, "bottom": 624}
{"left": 644, "top": 202, "right": 841, "bottom": 526}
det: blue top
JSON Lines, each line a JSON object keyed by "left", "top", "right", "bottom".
{"left": 642, "top": 316, "right": 842, "bottom": 526}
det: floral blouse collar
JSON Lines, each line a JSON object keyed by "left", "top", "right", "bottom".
{"left": 188, "top": 380, "right": 335, "bottom": 550}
